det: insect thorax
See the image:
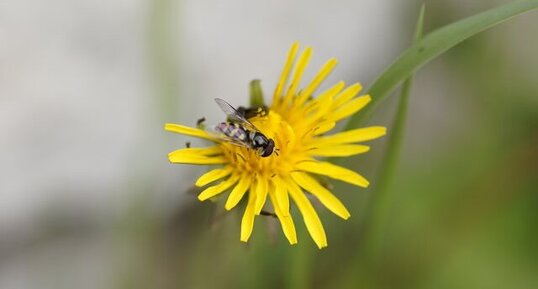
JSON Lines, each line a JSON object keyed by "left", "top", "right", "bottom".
{"left": 251, "top": 132, "right": 269, "bottom": 148}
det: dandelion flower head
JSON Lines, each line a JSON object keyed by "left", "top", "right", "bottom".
{"left": 165, "top": 43, "right": 386, "bottom": 248}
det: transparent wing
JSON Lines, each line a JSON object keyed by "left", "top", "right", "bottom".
{"left": 205, "top": 125, "right": 250, "bottom": 149}
{"left": 214, "top": 98, "right": 259, "bottom": 132}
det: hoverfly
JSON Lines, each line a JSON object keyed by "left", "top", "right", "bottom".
{"left": 210, "top": 98, "right": 276, "bottom": 157}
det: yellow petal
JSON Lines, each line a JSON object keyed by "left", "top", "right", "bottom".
{"left": 285, "top": 178, "right": 327, "bottom": 249}
{"left": 164, "top": 123, "right": 213, "bottom": 140}
{"left": 271, "top": 177, "right": 289, "bottom": 216}
{"left": 312, "top": 126, "right": 387, "bottom": 145}
{"left": 283, "top": 47, "right": 313, "bottom": 106}
{"left": 273, "top": 42, "right": 299, "bottom": 105}
{"left": 333, "top": 83, "right": 363, "bottom": 108}
{"left": 296, "top": 58, "right": 338, "bottom": 106}
{"left": 291, "top": 172, "right": 350, "bottom": 219}
{"left": 328, "top": 95, "right": 371, "bottom": 122}
{"left": 168, "top": 148, "right": 227, "bottom": 165}
{"left": 304, "top": 81, "right": 345, "bottom": 114}
{"left": 225, "top": 175, "right": 251, "bottom": 210}
{"left": 254, "top": 176, "right": 268, "bottom": 215}
{"left": 296, "top": 161, "right": 369, "bottom": 188}
{"left": 240, "top": 189, "right": 257, "bottom": 242}
{"left": 198, "top": 174, "right": 240, "bottom": 201}
{"left": 171, "top": 146, "right": 221, "bottom": 156}
{"left": 309, "top": 144, "right": 370, "bottom": 157}
{"left": 268, "top": 191, "right": 297, "bottom": 245}
{"left": 313, "top": 81, "right": 346, "bottom": 107}
{"left": 195, "top": 167, "right": 232, "bottom": 187}
{"left": 313, "top": 121, "right": 336, "bottom": 136}
{"left": 306, "top": 93, "right": 334, "bottom": 125}
{"left": 277, "top": 121, "right": 296, "bottom": 156}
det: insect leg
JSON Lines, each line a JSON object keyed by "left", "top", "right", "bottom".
{"left": 197, "top": 117, "right": 206, "bottom": 129}
{"left": 260, "top": 210, "right": 277, "bottom": 218}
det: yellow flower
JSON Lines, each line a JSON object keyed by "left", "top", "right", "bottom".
{"left": 165, "top": 43, "right": 386, "bottom": 248}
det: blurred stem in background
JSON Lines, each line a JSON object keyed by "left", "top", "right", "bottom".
{"left": 115, "top": 0, "right": 181, "bottom": 288}
{"left": 339, "top": 5, "right": 425, "bottom": 288}
{"left": 149, "top": 0, "right": 181, "bottom": 121}
{"left": 287, "top": 228, "right": 315, "bottom": 289}
{"left": 361, "top": 2, "right": 425, "bottom": 263}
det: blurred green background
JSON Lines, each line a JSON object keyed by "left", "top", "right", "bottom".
{"left": 1, "top": 0, "right": 537, "bottom": 288}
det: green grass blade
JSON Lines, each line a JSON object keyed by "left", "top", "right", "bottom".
{"left": 362, "top": 3, "right": 425, "bottom": 258}
{"left": 346, "top": 0, "right": 538, "bottom": 129}
{"left": 339, "top": 8, "right": 427, "bottom": 288}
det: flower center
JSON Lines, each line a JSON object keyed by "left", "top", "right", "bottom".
{"left": 219, "top": 111, "right": 305, "bottom": 178}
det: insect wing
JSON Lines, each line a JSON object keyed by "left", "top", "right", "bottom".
{"left": 205, "top": 125, "right": 250, "bottom": 149}
{"left": 214, "top": 98, "right": 259, "bottom": 132}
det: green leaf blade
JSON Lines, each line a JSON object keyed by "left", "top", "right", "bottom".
{"left": 347, "top": 0, "right": 538, "bottom": 129}
{"left": 361, "top": 2, "right": 426, "bottom": 262}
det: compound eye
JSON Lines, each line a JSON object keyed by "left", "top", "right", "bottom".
{"left": 261, "top": 139, "right": 275, "bottom": 157}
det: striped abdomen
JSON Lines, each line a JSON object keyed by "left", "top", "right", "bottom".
{"left": 216, "top": 122, "right": 250, "bottom": 142}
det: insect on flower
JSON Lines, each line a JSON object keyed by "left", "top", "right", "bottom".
{"left": 210, "top": 98, "right": 276, "bottom": 158}
{"left": 165, "top": 42, "right": 387, "bottom": 248}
